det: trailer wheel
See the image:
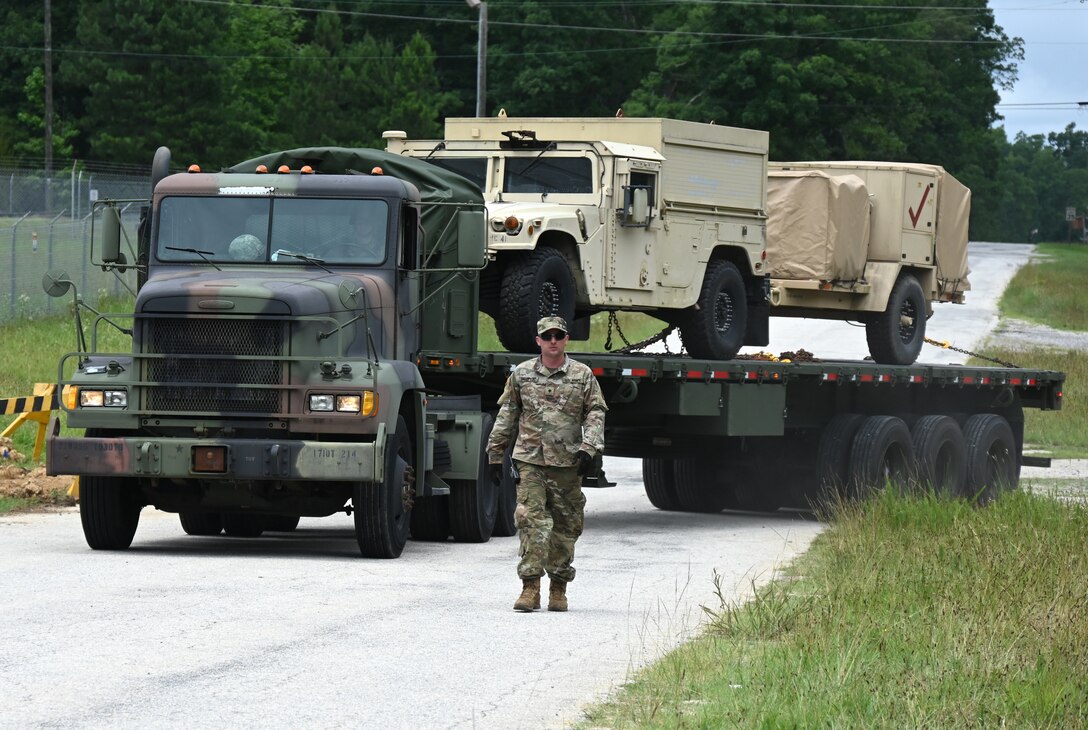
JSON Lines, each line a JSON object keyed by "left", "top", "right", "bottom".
{"left": 223, "top": 513, "right": 265, "bottom": 537}
{"left": 265, "top": 515, "right": 301, "bottom": 532}
{"left": 410, "top": 496, "right": 450, "bottom": 541}
{"left": 179, "top": 511, "right": 223, "bottom": 536}
{"left": 80, "top": 475, "right": 142, "bottom": 550}
{"left": 642, "top": 457, "right": 682, "bottom": 511}
{"left": 491, "top": 446, "right": 519, "bottom": 538}
{"left": 816, "top": 414, "right": 866, "bottom": 502}
{"left": 449, "top": 413, "right": 498, "bottom": 542}
{"left": 848, "top": 416, "right": 916, "bottom": 498}
{"left": 865, "top": 273, "right": 926, "bottom": 365}
{"left": 355, "top": 415, "right": 414, "bottom": 558}
{"left": 497, "top": 248, "right": 576, "bottom": 353}
{"left": 911, "top": 415, "right": 967, "bottom": 497}
{"left": 674, "top": 456, "right": 735, "bottom": 512}
{"left": 963, "top": 414, "right": 1019, "bottom": 504}
{"left": 680, "top": 260, "right": 748, "bottom": 361}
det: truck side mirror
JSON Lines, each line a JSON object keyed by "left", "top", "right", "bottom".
{"left": 100, "top": 206, "right": 123, "bottom": 264}
{"left": 457, "top": 209, "right": 487, "bottom": 268}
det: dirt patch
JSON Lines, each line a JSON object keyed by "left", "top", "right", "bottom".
{"left": 0, "top": 464, "right": 76, "bottom": 504}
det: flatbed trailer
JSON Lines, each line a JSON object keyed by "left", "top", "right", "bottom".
{"left": 419, "top": 349, "right": 1064, "bottom": 510}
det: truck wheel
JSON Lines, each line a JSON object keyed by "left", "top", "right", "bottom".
{"left": 266, "top": 515, "right": 301, "bottom": 532}
{"left": 680, "top": 260, "right": 748, "bottom": 361}
{"left": 866, "top": 274, "right": 926, "bottom": 365}
{"left": 179, "top": 511, "right": 223, "bottom": 536}
{"left": 450, "top": 413, "right": 498, "bottom": 542}
{"left": 911, "top": 415, "right": 967, "bottom": 497}
{"left": 816, "top": 414, "right": 866, "bottom": 503}
{"left": 497, "top": 248, "right": 576, "bottom": 353}
{"left": 80, "top": 475, "right": 142, "bottom": 550}
{"left": 355, "top": 415, "right": 414, "bottom": 558}
{"left": 674, "top": 455, "right": 735, "bottom": 512}
{"left": 491, "top": 446, "right": 518, "bottom": 538}
{"left": 222, "top": 513, "right": 265, "bottom": 537}
{"left": 962, "top": 414, "right": 1019, "bottom": 504}
{"left": 848, "top": 416, "right": 916, "bottom": 499}
{"left": 642, "top": 457, "right": 682, "bottom": 511}
{"left": 410, "top": 496, "right": 450, "bottom": 541}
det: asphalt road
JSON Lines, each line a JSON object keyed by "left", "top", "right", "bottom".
{"left": 0, "top": 242, "right": 1034, "bottom": 729}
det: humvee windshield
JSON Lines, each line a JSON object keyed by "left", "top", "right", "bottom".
{"left": 504, "top": 156, "right": 592, "bottom": 194}
{"left": 156, "top": 197, "right": 389, "bottom": 265}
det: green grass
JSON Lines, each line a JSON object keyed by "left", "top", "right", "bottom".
{"left": 581, "top": 490, "right": 1088, "bottom": 728}
{"left": 478, "top": 311, "right": 670, "bottom": 353}
{"left": 1000, "top": 242, "right": 1088, "bottom": 330}
{"left": 0, "top": 495, "right": 37, "bottom": 512}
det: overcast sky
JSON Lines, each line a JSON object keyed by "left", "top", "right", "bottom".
{"left": 991, "top": 1, "right": 1087, "bottom": 140}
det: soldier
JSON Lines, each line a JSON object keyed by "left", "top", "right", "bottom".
{"left": 487, "top": 316, "right": 607, "bottom": 612}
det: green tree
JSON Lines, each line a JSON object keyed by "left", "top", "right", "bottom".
{"left": 15, "top": 67, "right": 77, "bottom": 159}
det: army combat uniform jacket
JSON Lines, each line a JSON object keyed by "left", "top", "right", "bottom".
{"left": 487, "top": 355, "right": 607, "bottom": 467}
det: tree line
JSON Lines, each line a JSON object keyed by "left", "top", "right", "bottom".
{"left": 1, "top": 0, "right": 1083, "bottom": 242}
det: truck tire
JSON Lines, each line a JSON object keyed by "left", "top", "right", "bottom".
{"left": 80, "top": 475, "right": 142, "bottom": 550}
{"left": 497, "top": 247, "right": 576, "bottom": 353}
{"left": 491, "top": 446, "right": 518, "bottom": 538}
{"left": 911, "top": 415, "right": 967, "bottom": 497}
{"left": 355, "top": 415, "right": 414, "bottom": 558}
{"left": 642, "top": 457, "right": 682, "bottom": 511}
{"left": 848, "top": 415, "right": 916, "bottom": 498}
{"left": 680, "top": 260, "right": 748, "bottom": 361}
{"left": 962, "top": 414, "right": 1019, "bottom": 504}
{"left": 449, "top": 413, "right": 498, "bottom": 542}
{"left": 222, "top": 513, "right": 265, "bottom": 537}
{"left": 816, "top": 414, "right": 866, "bottom": 503}
{"left": 410, "top": 496, "right": 450, "bottom": 541}
{"left": 266, "top": 515, "right": 301, "bottom": 532}
{"left": 675, "top": 455, "right": 736, "bottom": 512}
{"left": 865, "top": 273, "right": 926, "bottom": 365}
{"left": 179, "top": 511, "right": 223, "bottom": 536}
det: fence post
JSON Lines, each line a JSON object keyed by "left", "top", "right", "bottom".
{"left": 9, "top": 212, "right": 31, "bottom": 318}
{"left": 46, "top": 209, "right": 67, "bottom": 315}
{"left": 81, "top": 210, "right": 93, "bottom": 303}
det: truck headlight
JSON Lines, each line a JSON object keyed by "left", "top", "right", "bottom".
{"left": 79, "top": 389, "right": 128, "bottom": 407}
{"left": 491, "top": 216, "right": 523, "bottom": 235}
{"left": 309, "top": 392, "right": 376, "bottom": 415}
{"left": 309, "top": 394, "right": 335, "bottom": 412}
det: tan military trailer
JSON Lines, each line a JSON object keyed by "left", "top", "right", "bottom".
{"left": 385, "top": 116, "right": 772, "bottom": 359}
{"left": 766, "top": 162, "right": 971, "bottom": 365}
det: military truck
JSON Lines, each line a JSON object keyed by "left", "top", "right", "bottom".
{"left": 44, "top": 145, "right": 1063, "bottom": 558}
{"left": 385, "top": 117, "right": 972, "bottom": 365}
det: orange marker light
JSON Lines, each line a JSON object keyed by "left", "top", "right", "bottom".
{"left": 370, "top": 166, "right": 384, "bottom": 175}
{"left": 301, "top": 165, "right": 314, "bottom": 174}
{"left": 256, "top": 164, "right": 268, "bottom": 173}
{"left": 277, "top": 165, "right": 290, "bottom": 173}
{"left": 187, "top": 164, "right": 201, "bottom": 173}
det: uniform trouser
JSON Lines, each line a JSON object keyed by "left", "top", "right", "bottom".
{"left": 514, "top": 461, "right": 586, "bottom": 583}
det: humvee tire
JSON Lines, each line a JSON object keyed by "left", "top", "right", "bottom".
{"left": 680, "top": 260, "right": 748, "bottom": 361}
{"left": 497, "top": 247, "right": 576, "bottom": 353}
{"left": 866, "top": 273, "right": 926, "bottom": 365}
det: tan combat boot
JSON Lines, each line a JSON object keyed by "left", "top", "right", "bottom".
{"left": 514, "top": 577, "right": 541, "bottom": 612}
{"left": 548, "top": 578, "right": 568, "bottom": 612}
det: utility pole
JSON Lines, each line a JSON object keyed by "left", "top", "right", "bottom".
{"left": 466, "top": 0, "right": 487, "bottom": 117}
{"left": 44, "top": 0, "right": 54, "bottom": 212}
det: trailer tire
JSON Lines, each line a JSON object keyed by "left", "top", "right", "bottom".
{"left": 674, "top": 456, "right": 733, "bottom": 512}
{"left": 911, "top": 415, "right": 967, "bottom": 497}
{"left": 680, "top": 260, "right": 748, "bottom": 361}
{"left": 410, "top": 496, "right": 450, "bottom": 541}
{"left": 179, "top": 511, "right": 223, "bottom": 536}
{"left": 266, "top": 515, "right": 301, "bottom": 532}
{"left": 355, "top": 415, "right": 414, "bottom": 558}
{"left": 449, "top": 413, "right": 498, "bottom": 543}
{"left": 222, "top": 513, "right": 265, "bottom": 537}
{"left": 642, "top": 457, "right": 682, "bottom": 511}
{"left": 80, "top": 475, "right": 142, "bottom": 550}
{"left": 963, "top": 414, "right": 1019, "bottom": 504}
{"left": 816, "top": 414, "right": 866, "bottom": 502}
{"left": 497, "top": 248, "right": 576, "bottom": 353}
{"left": 849, "top": 416, "right": 916, "bottom": 498}
{"left": 491, "top": 446, "right": 519, "bottom": 537}
{"left": 865, "top": 273, "right": 926, "bottom": 365}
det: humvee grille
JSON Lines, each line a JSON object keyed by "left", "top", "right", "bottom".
{"left": 142, "top": 318, "right": 285, "bottom": 414}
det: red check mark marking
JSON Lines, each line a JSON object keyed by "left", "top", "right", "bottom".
{"left": 908, "top": 185, "right": 931, "bottom": 228}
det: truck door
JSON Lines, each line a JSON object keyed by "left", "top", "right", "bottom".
{"left": 608, "top": 163, "right": 664, "bottom": 292}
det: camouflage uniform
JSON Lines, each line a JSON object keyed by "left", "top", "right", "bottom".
{"left": 487, "top": 319, "right": 607, "bottom": 583}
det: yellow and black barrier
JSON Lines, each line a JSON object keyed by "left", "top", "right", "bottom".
{"left": 1, "top": 383, "right": 61, "bottom": 461}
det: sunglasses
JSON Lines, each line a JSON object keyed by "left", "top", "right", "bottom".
{"left": 539, "top": 330, "right": 567, "bottom": 342}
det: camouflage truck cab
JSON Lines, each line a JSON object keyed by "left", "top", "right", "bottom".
{"left": 46, "top": 147, "right": 492, "bottom": 558}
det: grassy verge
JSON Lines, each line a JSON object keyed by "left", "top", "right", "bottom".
{"left": 999, "top": 242, "right": 1088, "bottom": 329}
{"left": 582, "top": 490, "right": 1088, "bottom": 728}
{"left": 478, "top": 311, "right": 669, "bottom": 353}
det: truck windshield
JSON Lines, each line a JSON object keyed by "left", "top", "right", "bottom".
{"left": 156, "top": 196, "right": 389, "bottom": 265}
{"left": 504, "top": 156, "right": 592, "bottom": 194}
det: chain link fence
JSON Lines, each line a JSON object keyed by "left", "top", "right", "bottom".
{"left": 2, "top": 166, "right": 146, "bottom": 320}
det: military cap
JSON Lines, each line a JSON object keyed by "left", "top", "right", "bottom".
{"left": 537, "top": 316, "right": 568, "bottom": 335}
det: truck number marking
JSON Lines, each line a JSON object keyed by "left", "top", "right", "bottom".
{"left": 908, "top": 185, "right": 931, "bottom": 228}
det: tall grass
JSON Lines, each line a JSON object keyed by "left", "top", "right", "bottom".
{"left": 1000, "top": 243, "right": 1088, "bottom": 329}
{"left": 582, "top": 490, "right": 1088, "bottom": 728}
{"left": 478, "top": 311, "right": 669, "bottom": 353}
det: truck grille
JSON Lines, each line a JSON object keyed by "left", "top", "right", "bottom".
{"left": 142, "top": 318, "right": 285, "bottom": 414}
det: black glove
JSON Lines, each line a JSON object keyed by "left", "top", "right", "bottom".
{"left": 489, "top": 462, "right": 504, "bottom": 484}
{"left": 574, "top": 450, "right": 594, "bottom": 476}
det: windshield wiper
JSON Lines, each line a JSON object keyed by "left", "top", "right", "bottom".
{"left": 165, "top": 246, "right": 221, "bottom": 271}
{"left": 518, "top": 141, "right": 557, "bottom": 178}
{"left": 272, "top": 249, "right": 333, "bottom": 274}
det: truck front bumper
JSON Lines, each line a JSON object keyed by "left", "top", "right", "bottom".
{"left": 48, "top": 433, "right": 379, "bottom": 482}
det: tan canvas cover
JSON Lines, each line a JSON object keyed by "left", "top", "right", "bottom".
{"left": 766, "top": 171, "right": 870, "bottom": 281}
{"left": 933, "top": 167, "right": 971, "bottom": 294}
